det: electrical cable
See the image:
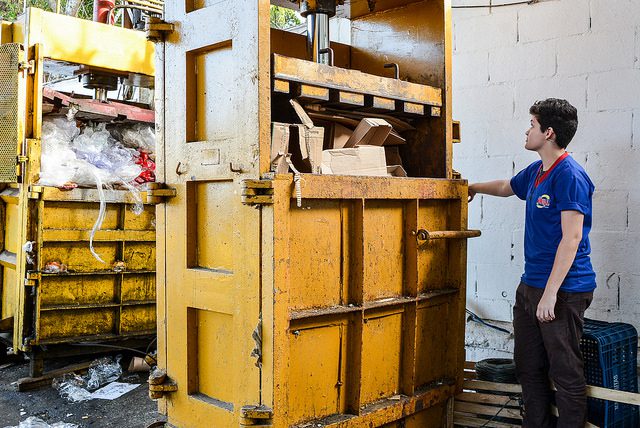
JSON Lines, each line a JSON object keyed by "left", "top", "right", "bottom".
{"left": 70, "top": 342, "right": 149, "bottom": 357}
{"left": 453, "top": 0, "right": 538, "bottom": 8}
{"left": 466, "top": 309, "right": 511, "bottom": 334}
{"left": 479, "top": 395, "right": 522, "bottom": 427}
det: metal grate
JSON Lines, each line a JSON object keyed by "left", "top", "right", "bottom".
{"left": 0, "top": 44, "right": 20, "bottom": 183}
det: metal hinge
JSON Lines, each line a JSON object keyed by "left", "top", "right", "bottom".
{"left": 15, "top": 155, "right": 28, "bottom": 178}
{"left": 24, "top": 272, "right": 40, "bottom": 287}
{"left": 145, "top": 17, "right": 175, "bottom": 42}
{"left": 148, "top": 369, "right": 177, "bottom": 399}
{"left": 240, "top": 405, "right": 273, "bottom": 427}
{"left": 242, "top": 180, "right": 274, "bottom": 205}
{"left": 18, "top": 60, "right": 35, "bottom": 74}
{"left": 145, "top": 187, "right": 177, "bottom": 204}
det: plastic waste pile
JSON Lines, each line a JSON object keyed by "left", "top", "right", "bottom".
{"left": 52, "top": 356, "right": 123, "bottom": 403}
{"left": 3, "top": 417, "right": 78, "bottom": 428}
{"left": 39, "top": 118, "right": 155, "bottom": 188}
{"left": 39, "top": 117, "right": 156, "bottom": 262}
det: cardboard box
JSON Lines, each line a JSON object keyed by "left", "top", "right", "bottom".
{"left": 332, "top": 123, "right": 353, "bottom": 149}
{"left": 321, "top": 146, "right": 387, "bottom": 176}
{"left": 271, "top": 122, "right": 291, "bottom": 174}
{"left": 344, "top": 118, "right": 392, "bottom": 148}
{"left": 290, "top": 99, "right": 324, "bottom": 174}
{"left": 387, "top": 165, "right": 407, "bottom": 177}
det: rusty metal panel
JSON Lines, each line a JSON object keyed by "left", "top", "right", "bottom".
{"left": 0, "top": 44, "right": 21, "bottom": 183}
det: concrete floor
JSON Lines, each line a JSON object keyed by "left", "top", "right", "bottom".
{"left": 0, "top": 357, "right": 163, "bottom": 428}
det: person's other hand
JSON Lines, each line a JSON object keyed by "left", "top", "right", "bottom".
{"left": 536, "top": 292, "right": 557, "bottom": 323}
{"left": 468, "top": 184, "right": 477, "bottom": 202}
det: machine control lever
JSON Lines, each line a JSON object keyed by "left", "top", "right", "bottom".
{"left": 412, "top": 229, "right": 481, "bottom": 242}
{"left": 384, "top": 63, "right": 400, "bottom": 80}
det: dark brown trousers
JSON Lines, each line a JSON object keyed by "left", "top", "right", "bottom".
{"left": 513, "top": 282, "right": 593, "bottom": 428}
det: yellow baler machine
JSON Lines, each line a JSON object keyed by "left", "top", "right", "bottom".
{"left": 0, "top": 8, "right": 163, "bottom": 377}
{"left": 155, "top": 1, "right": 478, "bottom": 427}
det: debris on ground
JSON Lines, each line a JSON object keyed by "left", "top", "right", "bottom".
{"left": 51, "top": 356, "right": 125, "bottom": 403}
{"left": 2, "top": 416, "right": 79, "bottom": 428}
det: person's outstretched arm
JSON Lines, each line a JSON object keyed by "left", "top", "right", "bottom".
{"left": 468, "top": 180, "right": 515, "bottom": 201}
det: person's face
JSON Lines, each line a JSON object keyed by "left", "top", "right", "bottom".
{"left": 525, "top": 115, "right": 551, "bottom": 151}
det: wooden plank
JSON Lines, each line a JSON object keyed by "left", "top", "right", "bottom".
{"left": 454, "top": 413, "right": 521, "bottom": 428}
{"left": 464, "top": 380, "right": 522, "bottom": 394}
{"left": 586, "top": 385, "right": 640, "bottom": 406}
{"left": 456, "top": 392, "right": 517, "bottom": 406}
{"left": 455, "top": 401, "right": 522, "bottom": 420}
{"left": 16, "top": 361, "right": 92, "bottom": 391}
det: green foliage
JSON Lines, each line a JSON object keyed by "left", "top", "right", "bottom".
{"left": 0, "top": 0, "right": 53, "bottom": 21}
{"left": 270, "top": 5, "right": 301, "bottom": 30}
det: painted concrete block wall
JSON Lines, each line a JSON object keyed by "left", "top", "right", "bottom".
{"left": 452, "top": 0, "right": 640, "bottom": 359}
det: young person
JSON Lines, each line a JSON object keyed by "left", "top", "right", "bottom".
{"left": 468, "top": 98, "right": 596, "bottom": 427}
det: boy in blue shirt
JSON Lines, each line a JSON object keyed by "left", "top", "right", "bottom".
{"left": 468, "top": 98, "right": 596, "bottom": 427}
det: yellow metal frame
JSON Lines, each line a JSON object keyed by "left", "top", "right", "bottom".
{"left": 14, "top": 8, "right": 155, "bottom": 77}
{"left": 0, "top": 8, "right": 157, "bottom": 356}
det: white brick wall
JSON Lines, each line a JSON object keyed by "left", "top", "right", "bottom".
{"left": 453, "top": 0, "right": 640, "bottom": 356}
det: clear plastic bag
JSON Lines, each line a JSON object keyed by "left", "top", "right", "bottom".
{"left": 109, "top": 123, "right": 155, "bottom": 154}
{"left": 52, "top": 355, "right": 123, "bottom": 402}
{"left": 3, "top": 416, "right": 79, "bottom": 428}
{"left": 86, "top": 356, "right": 123, "bottom": 390}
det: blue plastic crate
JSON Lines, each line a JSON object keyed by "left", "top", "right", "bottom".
{"left": 581, "top": 319, "right": 639, "bottom": 428}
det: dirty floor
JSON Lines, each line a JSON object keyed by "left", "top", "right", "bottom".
{"left": 0, "top": 358, "right": 163, "bottom": 428}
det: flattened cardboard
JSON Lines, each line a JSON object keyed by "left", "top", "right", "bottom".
{"left": 387, "top": 165, "right": 407, "bottom": 177}
{"left": 385, "top": 129, "right": 406, "bottom": 146}
{"left": 344, "top": 118, "right": 392, "bottom": 148}
{"left": 321, "top": 146, "right": 387, "bottom": 176}
{"left": 297, "top": 124, "right": 324, "bottom": 174}
{"left": 271, "top": 122, "right": 291, "bottom": 173}
{"left": 384, "top": 146, "right": 403, "bottom": 166}
{"left": 332, "top": 123, "right": 353, "bottom": 149}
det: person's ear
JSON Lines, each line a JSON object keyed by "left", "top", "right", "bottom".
{"left": 545, "top": 127, "right": 556, "bottom": 141}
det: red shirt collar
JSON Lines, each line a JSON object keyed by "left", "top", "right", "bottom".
{"left": 535, "top": 152, "right": 569, "bottom": 187}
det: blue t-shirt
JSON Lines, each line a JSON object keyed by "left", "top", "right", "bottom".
{"left": 510, "top": 154, "right": 596, "bottom": 292}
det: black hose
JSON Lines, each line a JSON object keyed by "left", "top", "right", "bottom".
{"left": 466, "top": 309, "right": 511, "bottom": 334}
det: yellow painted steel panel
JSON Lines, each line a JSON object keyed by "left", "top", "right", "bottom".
{"left": 124, "top": 205, "right": 156, "bottom": 230}
{"left": 25, "top": 8, "right": 154, "bottom": 76}
{"left": 120, "top": 304, "right": 156, "bottom": 333}
{"left": 288, "top": 324, "right": 345, "bottom": 424}
{"left": 188, "top": 181, "right": 236, "bottom": 271}
{"left": 124, "top": 242, "right": 156, "bottom": 271}
{"left": 415, "top": 302, "right": 451, "bottom": 388}
{"left": 363, "top": 200, "right": 405, "bottom": 301}
{"left": 187, "top": 308, "right": 235, "bottom": 405}
{"left": 121, "top": 273, "right": 156, "bottom": 302}
{"left": 289, "top": 200, "right": 344, "bottom": 310}
{"left": 39, "top": 308, "right": 115, "bottom": 340}
{"left": 4, "top": 201, "right": 20, "bottom": 253}
{"left": 42, "top": 242, "right": 118, "bottom": 272}
{"left": 1, "top": 268, "right": 16, "bottom": 320}
{"left": 186, "top": 43, "right": 235, "bottom": 143}
{"left": 42, "top": 202, "right": 119, "bottom": 230}
{"left": 360, "top": 312, "right": 403, "bottom": 405}
{"left": 39, "top": 275, "right": 115, "bottom": 306}
{"left": 417, "top": 200, "right": 452, "bottom": 292}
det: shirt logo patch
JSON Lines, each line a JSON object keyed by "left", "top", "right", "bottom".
{"left": 536, "top": 194, "right": 551, "bottom": 208}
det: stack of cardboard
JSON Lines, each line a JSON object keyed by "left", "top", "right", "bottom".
{"left": 270, "top": 100, "right": 407, "bottom": 177}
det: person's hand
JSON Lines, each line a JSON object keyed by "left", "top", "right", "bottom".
{"left": 468, "top": 184, "right": 477, "bottom": 202}
{"left": 536, "top": 292, "right": 557, "bottom": 323}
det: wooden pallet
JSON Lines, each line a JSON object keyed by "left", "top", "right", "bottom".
{"left": 454, "top": 362, "right": 640, "bottom": 428}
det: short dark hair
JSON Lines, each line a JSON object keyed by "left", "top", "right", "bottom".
{"left": 529, "top": 98, "right": 578, "bottom": 149}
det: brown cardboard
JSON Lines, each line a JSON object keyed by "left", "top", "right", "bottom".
{"left": 321, "top": 146, "right": 387, "bottom": 176}
{"left": 297, "top": 124, "right": 324, "bottom": 174}
{"left": 344, "top": 118, "right": 392, "bottom": 148}
{"left": 288, "top": 99, "right": 325, "bottom": 174}
{"left": 271, "top": 122, "right": 290, "bottom": 174}
{"left": 385, "top": 129, "right": 406, "bottom": 146}
{"left": 387, "top": 165, "right": 408, "bottom": 177}
{"left": 332, "top": 123, "right": 353, "bottom": 149}
{"left": 384, "top": 146, "right": 403, "bottom": 166}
